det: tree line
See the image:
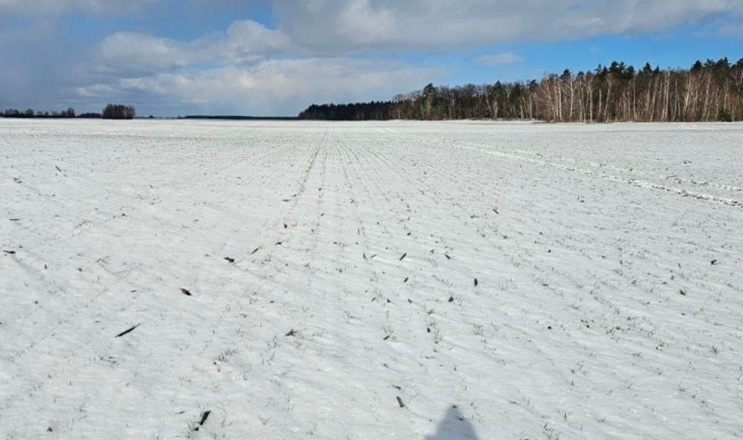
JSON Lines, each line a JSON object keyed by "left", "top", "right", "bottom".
{"left": 3, "top": 107, "right": 77, "bottom": 118}
{"left": 3, "top": 104, "right": 136, "bottom": 120}
{"left": 299, "top": 57, "right": 743, "bottom": 122}
{"left": 298, "top": 102, "right": 393, "bottom": 120}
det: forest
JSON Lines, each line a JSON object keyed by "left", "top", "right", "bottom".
{"left": 299, "top": 58, "right": 743, "bottom": 122}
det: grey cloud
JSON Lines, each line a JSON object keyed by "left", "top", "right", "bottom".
{"left": 0, "top": 0, "right": 159, "bottom": 16}
{"left": 0, "top": 21, "right": 91, "bottom": 110}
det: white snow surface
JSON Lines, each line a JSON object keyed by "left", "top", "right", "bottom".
{"left": 1, "top": 119, "right": 742, "bottom": 439}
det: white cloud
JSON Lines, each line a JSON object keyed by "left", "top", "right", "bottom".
{"left": 273, "top": 0, "right": 743, "bottom": 51}
{"left": 222, "top": 20, "right": 292, "bottom": 59}
{"left": 95, "top": 20, "right": 291, "bottom": 74}
{"left": 77, "top": 58, "right": 439, "bottom": 115}
{"left": 96, "top": 32, "right": 195, "bottom": 73}
{"left": 479, "top": 52, "right": 523, "bottom": 67}
{"left": 87, "top": 16, "right": 437, "bottom": 115}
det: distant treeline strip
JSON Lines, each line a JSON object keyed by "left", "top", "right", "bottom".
{"left": 3, "top": 104, "right": 136, "bottom": 120}
{"left": 299, "top": 102, "right": 394, "bottom": 121}
{"left": 3, "top": 108, "right": 78, "bottom": 118}
{"left": 298, "top": 57, "right": 743, "bottom": 122}
{"left": 182, "top": 115, "right": 299, "bottom": 121}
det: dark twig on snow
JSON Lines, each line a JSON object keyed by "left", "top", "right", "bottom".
{"left": 194, "top": 410, "right": 211, "bottom": 431}
{"left": 115, "top": 324, "right": 140, "bottom": 338}
{"left": 396, "top": 396, "right": 406, "bottom": 408}
{"left": 181, "top": 288, "right": 192, "bottom": 296}
{"left": 399, "top": 253, "right": 407, "bottom": 261}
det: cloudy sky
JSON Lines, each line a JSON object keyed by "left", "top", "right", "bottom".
{"left": 1, "top": 0, "right": 741, "bottom": 116}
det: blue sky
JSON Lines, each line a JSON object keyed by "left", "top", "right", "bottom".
{"left": 1, "top": 0, "right": 741, "bottom": 116}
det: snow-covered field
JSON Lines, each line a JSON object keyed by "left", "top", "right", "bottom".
{"left": 2, "top": 119, "right": 742, "bottom": 439}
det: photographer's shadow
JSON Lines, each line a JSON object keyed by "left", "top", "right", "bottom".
{"left": 426, "top": 405, "right": 480, "bottom": 440}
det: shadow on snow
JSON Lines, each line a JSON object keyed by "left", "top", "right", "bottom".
{"left": 426, "top": 405, "right": 480, "bottom": 440}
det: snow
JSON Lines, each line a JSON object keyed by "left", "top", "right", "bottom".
{"left": 1, "top": 119, "right": 742, "bottom": 439}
